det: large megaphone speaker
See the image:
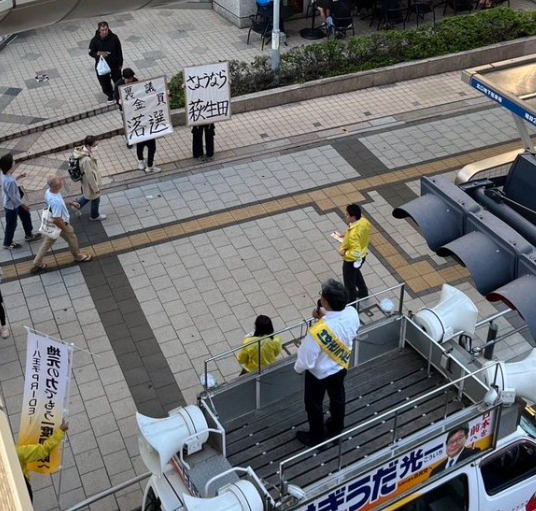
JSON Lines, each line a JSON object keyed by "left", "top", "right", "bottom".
{"left": 137, "top": 405, "right": 209, "bottom": 477}
{"left": 414, "top": 284, "right": 478, "bottom": 343}
{"left": 486, "top": 348, "right": 536, "bottom": 403}
{"left": 183, "top": 480, "right": 263, "bottom": 511}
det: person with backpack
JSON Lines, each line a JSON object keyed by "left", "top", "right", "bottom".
{"left": 0, "top": 153, "right": 41, "bottom": 250}
{"left": 71, "top": 136, "right": 106, "bottom": 221}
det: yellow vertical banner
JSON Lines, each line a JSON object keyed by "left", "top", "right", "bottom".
{"left": 17, "top": 331, "right": 72, "bottom": 475}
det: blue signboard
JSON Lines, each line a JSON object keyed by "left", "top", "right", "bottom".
{"left": 470, "top": 77, "right": 536, "bottom": 128}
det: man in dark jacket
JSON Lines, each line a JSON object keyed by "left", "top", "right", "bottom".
{"left": 88, "top": 21, "right": 123, "bottom": 104}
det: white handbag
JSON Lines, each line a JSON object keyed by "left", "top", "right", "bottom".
{"left": 96, "top": 56, "right": 111, "bottom": 76}
{"left": 39, "top": 208, "right": 61, "bottom": 239}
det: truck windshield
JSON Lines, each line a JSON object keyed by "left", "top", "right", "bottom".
{"left": 520, "top": 415, "right": 536, "bottom": 440}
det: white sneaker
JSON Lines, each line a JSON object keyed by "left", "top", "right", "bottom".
{"left": 1, "top": 326, "right": 9, "bottom": 338}
{"left": 148, "top": 166, "right": 161, "bottom": 173}
{"left": 137, "top": 160, "right": 146, "bottom": 171}
{"left": 89, "top": 214, "right": 107, "bottom": 221}
{"left": 106, "top": 99, "right": 115, "bottom": 105}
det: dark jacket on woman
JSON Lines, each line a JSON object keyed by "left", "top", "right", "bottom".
{"left": 88, "top": 30, "right": 123, "bottom": 71}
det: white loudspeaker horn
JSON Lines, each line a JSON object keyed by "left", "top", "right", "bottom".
{"left": 486, "top": 348, "right": 536, "bottom": 403}
{"left": 137, "top": 405, "right": 209, "bottom": 477}
{"left": 183, "top": 480, "right": 263, "bottom": 511}
{"left": 414, "top": 284, "right": 478, "bottom": 343}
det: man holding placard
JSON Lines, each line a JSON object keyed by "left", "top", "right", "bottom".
{"left": 119, "top": 74, "right": 173, "bottom": 173}
{"left": 184, "top": 61, "right": 231, "bottom": 162}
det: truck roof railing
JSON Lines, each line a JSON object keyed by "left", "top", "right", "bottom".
{"left": 278, "top": 360, "right": 502, "bottom": 497}
{"left": 202, "top": 283, "right": 406, "bottom": 391}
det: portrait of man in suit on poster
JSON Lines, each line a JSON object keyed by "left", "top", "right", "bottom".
{"left": 430, "top": 425, "right": 481, "bottom": 476}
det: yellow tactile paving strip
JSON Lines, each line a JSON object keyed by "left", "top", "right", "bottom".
{"left": 2, "top": 139, "right": 519, "bottom": 292}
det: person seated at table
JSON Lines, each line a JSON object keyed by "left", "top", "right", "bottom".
{"left": 237, "top": 315, "right": 282, "bottom": 375}
{"left": 315, "top": 0, "right": 333, "bottom": 23}
{"left": 326, "top": 0, "right": 353, "bottom": 26}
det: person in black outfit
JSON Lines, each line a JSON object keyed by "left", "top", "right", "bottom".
{"left": 89, "top": 21, "right": 123, "bottom": 104}
{"left": 192, "top": 124, "right": 215, "bottom": 162}
{"left": 114, "top": 67, "right": 137, "bottom": 149}
{"left": 113, "top": 68, "right": 161, "bottom": 173}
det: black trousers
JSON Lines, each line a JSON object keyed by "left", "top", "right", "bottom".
{"left": 304, "top": 369, "right": 347, "bottom": 442}
{"left": 137, "top": 139, "right": 157, "bottom": 167}
{"left": 96, "top": 68, "right": 122, "bottom": 100}
{"left": 192, "top": 125, "right": 215, "bottom": 158}
{"left": 342, "top": 259, "right": 368, "bottom": 305}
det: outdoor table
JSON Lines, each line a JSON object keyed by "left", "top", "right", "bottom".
{"left": 300, "top": 0, "right": 326, "bottom": 39}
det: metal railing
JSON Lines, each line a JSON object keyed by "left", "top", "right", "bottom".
{"left": 202, "top": 283, "right": 406, "bottom": 392}
{"left": 455, "top": 148, "right": 523, "bottom": 185}
{"left": 64, "top": 472, "right": 150, "bottom": 511}
{"left": 278, "top": 361, "right": 501, "bottom": 495}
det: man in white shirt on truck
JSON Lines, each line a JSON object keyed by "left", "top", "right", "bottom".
{"left": 295, "top": 279, "right": 360, "bottom": 446}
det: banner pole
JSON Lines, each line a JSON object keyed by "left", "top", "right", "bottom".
{"left": 57, "top": 343, "right": 75, "bottom": 511}
{"left": 24, "top": 326, "right": 101, "bottom": 358}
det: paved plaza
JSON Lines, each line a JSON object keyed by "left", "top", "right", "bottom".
{"left": 1, "top": 4, "right": 536, "bottom": 511}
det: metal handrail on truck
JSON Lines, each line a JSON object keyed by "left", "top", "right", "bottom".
{"left": 202, "top": 283, "right": 406, "bottom": 391}
{"left": 278, "top": 361, "right": 502, "bottom": 495}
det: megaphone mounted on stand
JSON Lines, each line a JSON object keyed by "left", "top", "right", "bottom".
{"left": 414, "top": 284, "right": 479, "bottom": 343}
{"left": 137, "top": 405, "right": 209, "bottom": 477}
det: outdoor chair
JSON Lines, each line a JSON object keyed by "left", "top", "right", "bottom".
{"left": 376, "top": 0, "right": 406, "bottom": 30}
{"left": 327, "top": 16, "right": 355, "bottom": 38}
{"left": 406, "top": 0, "right": 436, "bottom": 26}
{"left": 247, "top": 13, "right": 273, "bottom": 50}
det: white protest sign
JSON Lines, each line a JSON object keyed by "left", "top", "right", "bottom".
{"left": 18, "top": 332, "right": 72, "bottom": 474}
{"left": 184, "top": 62, "right": 231, "bottom": 126}
{"left": 121, "top": 76, "right": 173, "bottom": 144}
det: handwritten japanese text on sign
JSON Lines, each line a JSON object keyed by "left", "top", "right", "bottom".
{"left": 184, "top": 62, "right": 231, "bottom": 126}
{"left": 18, "top": 332, "right": 72, "bottom": 474}
{"left": 121, "top": 76, "right": 173, "bottom": 144}
{"left": 296, "top": 409, "right": 497, "bottom": 511}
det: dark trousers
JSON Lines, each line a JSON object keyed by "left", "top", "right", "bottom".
{"left": 76, "top": 196, "right": 101, "bottom": 219}
{"left": 0, "top": 290, "right": 5, "bottom": 327}
{"left": 304, "top": 369, "right": 347, "bottom": 442}
{"left": 342, "top": 259, "right": 368, "bottom": 305}
{"left": 4, "top": 206, "right": 33, "bottom": 246}
{"left": 192, "top": 125, "right": 215, "bottom": 158}
{"left": 96, "top": 68, "right": 122, "bottom": 100}
{"left": 137, "top": 139, "right": 157, "bottom": 167}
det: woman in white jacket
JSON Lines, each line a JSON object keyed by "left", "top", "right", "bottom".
{"left": 72, "top": 135, "right": 106, "bottom": 221}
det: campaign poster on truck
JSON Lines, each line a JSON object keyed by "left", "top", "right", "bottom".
{"left": 298, "top": 409, "right": 498, "bottom": 511}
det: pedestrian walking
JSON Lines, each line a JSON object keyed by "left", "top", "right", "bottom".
{"left": 71, "top": 136, "right": 106, "bottom": 221}
{"left": 31, "top": 176, "right": 93, "bottom": 274}
{"left": 295, "top": 279, "right": 360, "bottom": 446}
{"left": 340, "top": 203, "right": 370, "bottom": 305}
{"left": 0, "top": 153, "right": 41, "bottom": 250}
{"left": 17, "top": 419, "right": 68, "bottom": 502}
{"left": 89, "top": 21, "right": 123, "bottom": 105}
{"left": 237, "top": 315, "right": 282, "bottom": 374}
{"left": 192, "top": 124, "right": 215, "bottom": 162}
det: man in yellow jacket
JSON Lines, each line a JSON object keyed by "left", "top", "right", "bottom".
{"left": 17, "top": 419, "right": 68, "bottom": 502}
{"left": 339, "top": 203, "right": 370, "bottom": 305}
